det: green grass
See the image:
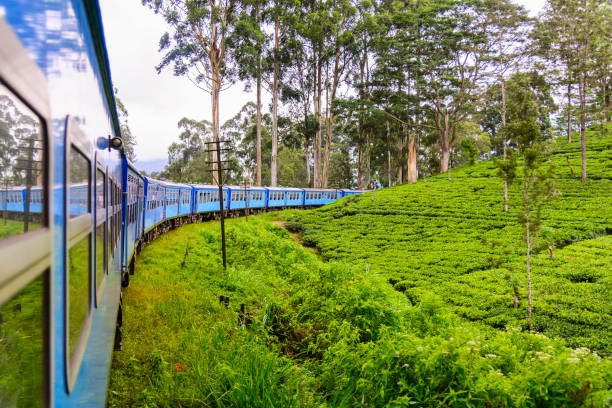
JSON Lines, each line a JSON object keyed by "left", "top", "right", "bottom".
{"left": 0, "top": 219, "right": 43, "bottom": 242}
{"left": 108, "top": 217, "right": 612, "bottom": 407}
{"left": 291, "top": 130, "right": 612, "bottom": 356}
{"left": 68, "top": 235, "right": 91, "bottom": 359}
{"left": 0, "top": 275, "right": 45, "bottom": 408}
{"left": 109, "top": 129, "right": 611, "bottom": 406}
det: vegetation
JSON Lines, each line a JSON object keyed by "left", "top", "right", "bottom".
{"left": 290, "top": 130, "right": 612, "bottom": 356}
{"left": 108, "top": 210, "right": 611, "bottom": 406}
{"left": 0, "top": 275, "right": 45, "bottom": 408}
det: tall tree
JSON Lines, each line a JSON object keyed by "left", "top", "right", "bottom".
{"left": 502, "top": 72, "right": 557, "bottom": 331}
{"left": 486, "top": 0, "right": 530, "bottom": 211}
{"left": 321, "top": 0, "right": 356, "bottom": 188}
{"left": 144, "top": 0, "right": 240, "bottom": 185}
{"left": 536, "top": 0, "right": 610, "bottom": 182}
{"left": 231, "top": 0, "right": 267, "bottom": 185}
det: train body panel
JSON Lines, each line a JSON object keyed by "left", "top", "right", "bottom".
{"left": 226, "top": 185, "right": 266, "bottom": 210}
{"left": 193, "top": 184, "right": 229, "bottom": 213}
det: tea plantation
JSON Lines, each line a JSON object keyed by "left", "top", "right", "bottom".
{"left": 109, "top": 217, "right": 611, "bottom": 407}
{"left": 109, "top": 131, "right": 611, "bottom": 407}
{"left": 290, "top": 131, "right": 612, "bottom": 356}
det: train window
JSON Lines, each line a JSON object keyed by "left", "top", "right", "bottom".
{"left": 0, "top": 76, "right": 49, "bottom": 406}
{"left": 0, "top": 83, "right": 44, "bottom": 239}
{"left": 95, "top": 168, "right": 106, "bottom": 297}
{"left": 66, "top": 116, "right": 93, "bottom": 392}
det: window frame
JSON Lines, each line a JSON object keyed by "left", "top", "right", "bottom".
{"left": 64, "top": 116, "right": 93, "bottom": 394}
{"left": 94, "top": 160, "right": 107, "bottom": 306}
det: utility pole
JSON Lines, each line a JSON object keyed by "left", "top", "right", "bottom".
{"left": 204, "top": 139, "right": 231, "bottom": 270}
{"left": 16, "top": 135, "right": 43, "bottom": 232}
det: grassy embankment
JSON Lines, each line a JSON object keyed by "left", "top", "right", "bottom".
{"left": 108, "top": 129, "right": 611, "bottom": 406}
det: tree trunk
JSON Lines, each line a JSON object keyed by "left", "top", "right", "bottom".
{"left": 357, "top": 46, "right": 366, "bottom": 190}
{"left": 323, "top": 110, "right": 333, "bottom": 188}
{"left": 256, "top": 64, "right": 262, "bottom": 186}
{"left": 439, "top": 112, "right": 451, "bottom": 173}
{"left": 386, "top": 121, "right": 391, "bottom": 186}
{"left": 365, "top": 131, "right": 371, "bottom": 188}
{"left": 323, "top": 46, "right": 342, "bottom": 189}
{"left": 513, "top": 289, "right": 519, "bottom": 309}
{"left": 567, "top": 82, "right": 572, "bottom": 143}
{"left": 304, "top": 144, "right": 311, "bottom": 187}
{"left": 255, "top": 4, "right": 262, "bottom": 186}
{"left": 501, "top": 79, "right": 508, "bottom": 212}
{"left": 579, "top": 75, "right": 587, "bottom": 182}
{"left": 525, "top": 180, "right": 533, "bottom": 332}
{"left": 440, "top": 132, "right": 450, "bottom": 173}
{"left": 270, "top": 20, "right": 280, "bottom": 187}
{"left": 357, "top": 142, "right": 363, "bottom": 189}
{"left": 313, "top": 55, "right": 323, "bottom": 188}
{"left": 406, "top": 135, "right": 418, "bottom": 183}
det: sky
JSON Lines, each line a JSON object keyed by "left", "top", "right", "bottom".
{"left": 99, "top": 0, "right": 546, "bottom": 164}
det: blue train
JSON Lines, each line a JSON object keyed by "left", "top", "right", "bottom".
{"left": 0, "top": 2, "right": 366, "bottom": 406}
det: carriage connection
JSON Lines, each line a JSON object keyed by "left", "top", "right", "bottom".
{"left": 0, "top": 1, "right": 365, "bottom": 406}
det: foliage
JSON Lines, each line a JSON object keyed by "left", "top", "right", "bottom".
{"left": 292, "top": 130, "right": 612, "bottom": 355}
{"left": 109, "top": 213, "right": 612, "bottom": 406}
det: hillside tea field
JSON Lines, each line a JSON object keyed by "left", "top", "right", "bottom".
{"left": 109, "top": 217, "right": 611, "bottom": 407}
{"left": 290, "top": 132, "right": 612, "bottom": 356}
{"left": 109, "top": 132, "right": 611, "bottom": 407}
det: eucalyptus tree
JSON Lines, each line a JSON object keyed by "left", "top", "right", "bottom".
{"left": 320, "top": 0, "right": 357, "bottom": 188}
{"left": 486, "top": 0, "right": 531, "bottom": 211}
{"left": 143, "top": 0, "right": 242, "bottom": 184}
{"left": 231, "top": 0, "right": 267, "bottom": 185}
{"left": 264, "top": 1, "right": 301, "bottom": 186}
{"left": 370, "top": 0, "right": 430, "bottom": 184}
{"left": 536, "top": 0, "right": 610, "bottom": 182}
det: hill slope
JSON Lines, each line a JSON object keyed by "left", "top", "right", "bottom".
{"left": 291, "top": 130, "right": 612, "bottom": 355}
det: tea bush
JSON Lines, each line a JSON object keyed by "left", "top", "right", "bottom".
{"left": 291, "top": 131, "right": 612, "bottom": 356}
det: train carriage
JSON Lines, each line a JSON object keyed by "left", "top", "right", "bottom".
{"left": 227, "top": 185, "right": 266, "bottom": 210}
{"left": 304, "top": 188, "right": 341, "bottom": 206}
{"left": 193, "top": 184, "right": 229, "bottom": 214}
{"left": 265, "top": 187, "right": 288, "bottom": 208}
{"left": 143, "top": 177, "right": 166, "bottom": 232}
{"left": 285, "top": 187, "right": 304, "bottom": 207}
{"left": 163, "top": 181, "right": 192, "bottom": 220}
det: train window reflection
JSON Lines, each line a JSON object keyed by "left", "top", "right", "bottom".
{"left": 0, "top": 82, "right": 44, "bottom": 240}
{"left": 96, "top": 169, "right": 106, "bottom": 293}
{"left": 69, "top": 148, "right": 90, "bottom": 217}
{"left": 68, "top": 234, "right": 90, "bottom": 360}
{"left": 0, "top": 274, "right": 46, "bottom": 407}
